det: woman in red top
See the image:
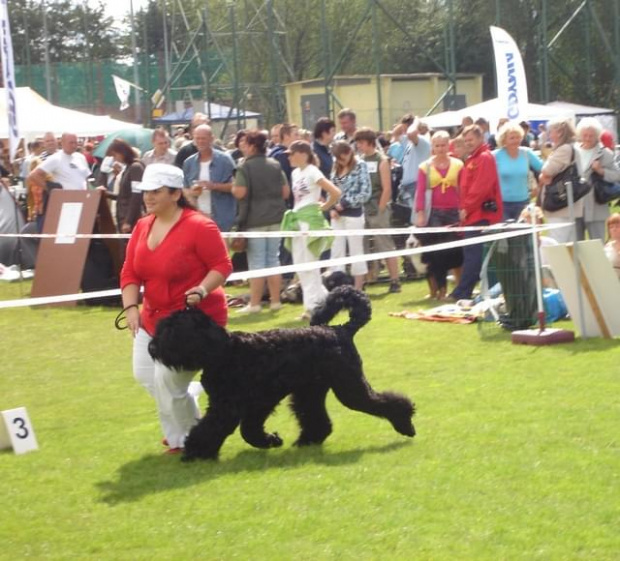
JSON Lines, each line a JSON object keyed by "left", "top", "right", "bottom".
{"left": 120, "top": 163, "right": 232, "bottom": 454}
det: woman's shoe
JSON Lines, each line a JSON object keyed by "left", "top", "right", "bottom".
{"left": 237, "top": 304, "right": 262, "bottom": 314}
{"left": 164, "top": 447, "right": 183, "bottom": 455}
{"left": 269, "top": 302, "right": 283, "bottom": 311}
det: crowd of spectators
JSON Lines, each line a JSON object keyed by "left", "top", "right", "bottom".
{"left": 3, "top": 105, "right": 620, "bottom": 311}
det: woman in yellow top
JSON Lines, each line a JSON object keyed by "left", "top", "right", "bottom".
{"left": 414, "top": 131, "right": 464, "bottom": 300}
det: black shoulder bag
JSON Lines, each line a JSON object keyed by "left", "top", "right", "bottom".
{"left": 542, "top": 145, "right": 591, "bottom": 212}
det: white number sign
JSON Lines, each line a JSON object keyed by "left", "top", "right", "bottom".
{"left": 0, "top": 407, "right": 39, "bottom": 454}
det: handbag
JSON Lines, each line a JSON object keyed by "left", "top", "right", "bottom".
{"left": 542, "top": 146, "right": 591, "bottom": 212}
{"left": 591, "top": 172, "right": 620, "bottom": 204}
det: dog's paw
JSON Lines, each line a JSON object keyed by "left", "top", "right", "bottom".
{"left": 266, "top": 432, "right": 283, "bottom": 448}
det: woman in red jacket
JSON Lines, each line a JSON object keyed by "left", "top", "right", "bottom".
{"left": 120, "top": 163, "right": 232, "bottom": 454}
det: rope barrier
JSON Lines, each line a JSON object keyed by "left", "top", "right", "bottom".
{"left": 0, "top": 223, "right": 570, "bottom": 310}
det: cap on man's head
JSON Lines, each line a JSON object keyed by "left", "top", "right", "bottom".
{"left": 138, "top": 163, "right": 184, "bottom": 191}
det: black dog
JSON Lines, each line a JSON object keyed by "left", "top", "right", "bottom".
{"left": 149, "top": 286, "right": 415, "bottom": 461}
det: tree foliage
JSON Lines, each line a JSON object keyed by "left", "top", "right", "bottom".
{"left": 7, "top": 0, "right": 620, "bottom": 120}
{"left": 9, "top": 0, "right": 120, "bottom": 64}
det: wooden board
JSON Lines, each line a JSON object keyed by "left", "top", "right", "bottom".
{"left": 543, "top": 240, "right": 620, "bottom": 338}
{"left": 30, "top": 190, "right": 122, "bottom": 305}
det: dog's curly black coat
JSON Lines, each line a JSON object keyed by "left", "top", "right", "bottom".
{"left": 149, "top": 286, "right": 415, "bottom": 461}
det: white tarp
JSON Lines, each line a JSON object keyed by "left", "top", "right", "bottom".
{"left": 0, "top": 87, "right": 140, "bottom": 143}
{"left": 547, "top": 101, "right": 617, "bottom": 141}
{"left": 423, "top": 98, "right": 576, "bottom": 130}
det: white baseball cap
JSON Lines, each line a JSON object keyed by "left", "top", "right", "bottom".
{"left": 137, "top": 163, "right": 184, "bottom": 191}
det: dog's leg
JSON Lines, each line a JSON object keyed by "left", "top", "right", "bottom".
{"left": 290, "top": 385, "right": 333, "bottom": 446}
{"left": 239, "top": 401, "right": 283, "bottom": 449}
{"left": 331, "top": 368, "right": 416, "bottom": 437}
{"left": 183, "top": 402, "right": 240, "bottom": 461}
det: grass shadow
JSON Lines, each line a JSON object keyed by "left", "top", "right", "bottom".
{"left": 95, "top": 440, "right": 411, "bottom": 506}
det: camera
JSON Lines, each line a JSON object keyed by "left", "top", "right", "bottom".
{"left": 482, "top": 199, "right": 498, "bottom": 212}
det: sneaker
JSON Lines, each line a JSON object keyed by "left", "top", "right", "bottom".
{"left": 162, "top": 438, "right": 169, "bottom": 447}
{"left": 388, "top": 281, "right": 402, "bottom": 294}
{"left": 269, "top": 302, "right": 283, "bottom": 311}
{"left": 237, "top": 304, "right": 261, "bottom": 314}
{"left": 297, "top": 311, "right": 311, "bottom": 321}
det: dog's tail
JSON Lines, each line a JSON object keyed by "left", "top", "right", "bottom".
{"left": 310, "top": 285, "right": 371, "bottom": 336}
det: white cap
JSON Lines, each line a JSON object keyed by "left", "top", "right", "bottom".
{"left": 137, "top": 163, "right": 184, "bottom": 191}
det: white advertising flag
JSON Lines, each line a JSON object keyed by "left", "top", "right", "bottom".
{"left": 112, "top": 74, "right": 132, "bottom": 111}
{"left": 0, "top": 0, "right": 19, "bottom": 160}
{"left": 490, "top": 26, "right": 529, "bottom": 121}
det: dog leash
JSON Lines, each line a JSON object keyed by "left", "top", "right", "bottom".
{"left": 114, "top": 291, "right": 205, "bottom": 330}
{"left": 114, "top": 304, "right": 139, "bottom": 331}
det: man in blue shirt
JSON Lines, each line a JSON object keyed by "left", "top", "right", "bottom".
{"left": 397, "top": 118, "right": 431, "bottom": 212}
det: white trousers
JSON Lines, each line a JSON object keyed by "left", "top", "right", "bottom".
{"left": 330, "top": 214, "right": 368, "bottom": 276}
{"left": 133, "top": 328, "right": 202, "bottom": 449}
{"left": 291, "top": 219, "right": 327, "bottom": 312}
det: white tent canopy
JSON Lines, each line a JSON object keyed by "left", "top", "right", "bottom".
{"left": 546, "top": 101, "right": 617, "bottom": 141}
{"left": 0, "top": 87, "right": 141, "bottom": 143}
{"left": 423, "top": 97, "right": 575, "bottom": 130}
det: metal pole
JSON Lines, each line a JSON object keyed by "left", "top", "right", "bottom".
{"left": 162, "top": 0, "right": 172, "bottom": 113}
{"left": 495, "top": 0, "right": 501, "bottom": 25}
{"left": 320, "top": 0, "right": 331, "bottom": 118}
{"left": 584, "top": 2, "right": 593, "bottom": 100}
{"left": 143, "top": 5, "right": 151, "bottom": 128}
{"left": 203, "top": 5, "right": 212, "bottom": 121}
{"left": 42, "top": 0, "right": 52, "bottom": 101}
{"left": 541, "top": 0, "right": 550, "bottom": 102}
{"left": 22, "top": 1, "right": 32, "bottom": 86}
{"left": 82, "top": 0, "right": 93, "bottom": 112}
{"left": 266, "top": 0, "right": 281, "bottom": 124}
{"left": 129, "top": 0, "right": 142, "bottom": 123}
{"left": 448, "top": 0, "right": 457, "bottom": 100}
{"left": 228, "top": 2, "right": 241, "bottom": 129}
{"left": 371, "top": 0, "right": 383, "bottom": 131}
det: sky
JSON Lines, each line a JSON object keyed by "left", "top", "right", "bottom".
{"left": 88, "top": 0, "right": 151, "bottom": 23}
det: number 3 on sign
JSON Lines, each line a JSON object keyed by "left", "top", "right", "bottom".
{"left": 0, "top": 407, "right": 39, "bottom": 455}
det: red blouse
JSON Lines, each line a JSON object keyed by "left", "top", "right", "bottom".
{"left": 120, "top": 208, "right": 232, "bottom": 335}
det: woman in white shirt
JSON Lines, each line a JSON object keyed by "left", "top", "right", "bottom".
{"left": 575, "top": 118, "right": 620, "bottom": 242}
{"left": 280, "top": 141, "right": 341, "bottom": 320}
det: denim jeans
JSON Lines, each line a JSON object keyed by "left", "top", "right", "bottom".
{"left": 502, "top": 200, "right": 528, "bottom": 221}
{"left": 450, "top": 219, "right": 489, "bottom": 300}
{"left": 246, "top": 223, "right": 281, "bottom": 270}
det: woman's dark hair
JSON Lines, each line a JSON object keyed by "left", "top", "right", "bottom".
{"left": 287, "top": 140, "right": 318, "bottom": 166}
{"left": 313, "top": 117, "right": 336, "bottom": 141}
{"left": 245, "top": 129, "right": 268, "bottom": 155}
{"left": 167, "top": 188, "right": 195, "bottom": 209}
{"left": 234, "top": 129, "right": 248, "bottom": 149}
{"left": 108, "top": 138, "right": 136, "bottom": 165}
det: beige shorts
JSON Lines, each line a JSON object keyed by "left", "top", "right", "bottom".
{"left": 365, "top": 209, "right": 396, "bottom": 253}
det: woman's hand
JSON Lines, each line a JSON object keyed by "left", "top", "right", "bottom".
{"left": 591, "top": 159, "right": 603, "bottom": 175}
{"left": 126, "top": 306, "right": 141, "bottom": 337}
{"left": 329, "top": 208, "right": 340, "bottom": 220}
{"left": 185, "top": 285, "right": 207, "bottom": 307}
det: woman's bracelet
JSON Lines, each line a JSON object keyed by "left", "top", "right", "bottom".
{"left": 196, "top": 285, "right": 208, "bottom": 298}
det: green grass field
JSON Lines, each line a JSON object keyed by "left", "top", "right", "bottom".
{"left": 0, "top": 278, "right": 619, "bottom": 560}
